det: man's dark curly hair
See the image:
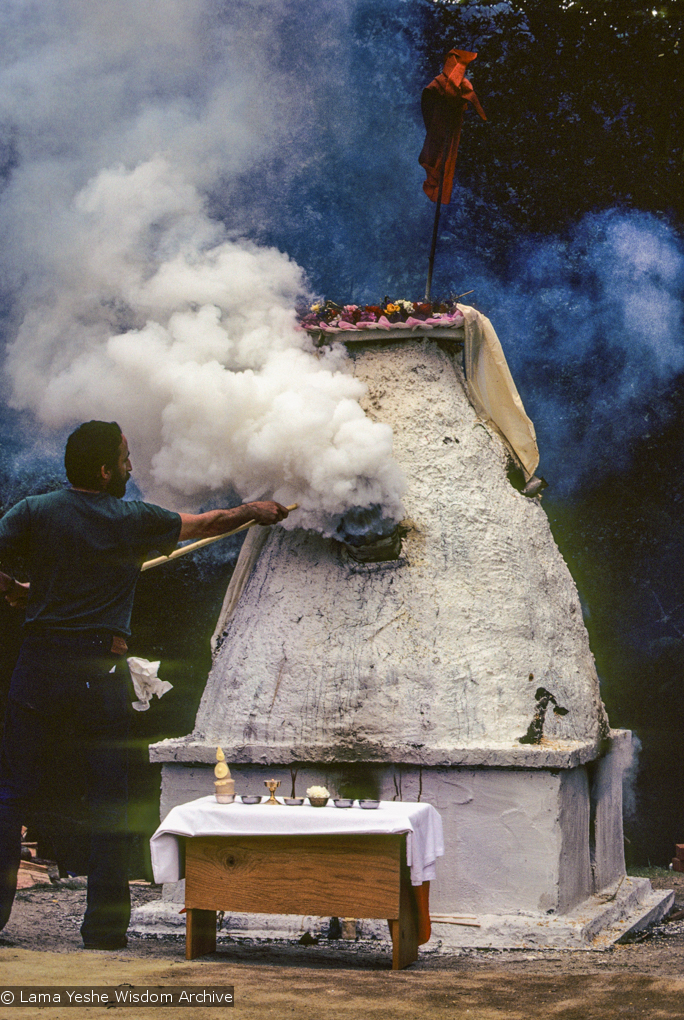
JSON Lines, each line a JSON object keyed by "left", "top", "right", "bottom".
{"left": 64, "top": 421, "right": 123, "bottom": 488}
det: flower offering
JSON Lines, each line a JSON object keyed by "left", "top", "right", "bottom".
{"left": 297, "top": 297, "right": 465, "bottom": 338}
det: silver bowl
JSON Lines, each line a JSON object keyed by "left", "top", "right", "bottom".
{"left": 359, "top": 799, "right": 380, "bottom": 809}
{"left": 334, "top": 798, "right": 353, "bottom": 808}
{"left": 240, "top": 795, "right": 262, "bottom": 804}
{"left": 284, "top": 797, "right": 304, "bottom": 806}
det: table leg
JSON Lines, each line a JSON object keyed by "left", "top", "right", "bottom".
{"left": 388, "top": 863, "right": 419, "bottom": 970}
{"left": 186, "top": 908, "right": 217, "bottom": 960}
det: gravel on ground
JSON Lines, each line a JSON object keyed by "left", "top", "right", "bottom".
{"left": 1, "top": 870, "right": 683, "bottom": 1018}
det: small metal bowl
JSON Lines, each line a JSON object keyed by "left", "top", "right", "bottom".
{"left": 359, "top": 799, "right": 380, "bottom": 809}
{"left": 240, "top": 795, "right": 262, "bottom": 805}
{"left": 308, "top": 797, "right": 329, "bottom": 807}
{"left": 284, "top": 797, "right": 304, "bottom": 806}
{"left": 333, "top": 798, "right": 353, "bottom": 808}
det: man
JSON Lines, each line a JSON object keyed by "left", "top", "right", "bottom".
{"left": 0, "top": 420, "right": 289, "bottom": 949}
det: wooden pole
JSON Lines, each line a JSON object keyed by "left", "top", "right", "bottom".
{"left": 141, "top": 504, "right": 298, "bottom": 572}
{"left": 425, "top": 149, "right": 448, "bottom": 303}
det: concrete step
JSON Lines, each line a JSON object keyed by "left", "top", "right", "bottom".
{"left": 131, "top": 876, "right": 675, "bottom": 953}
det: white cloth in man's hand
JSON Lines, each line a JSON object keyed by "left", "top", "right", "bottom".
{"left": 127, "top": 656, "right": 173, "bottom": 711}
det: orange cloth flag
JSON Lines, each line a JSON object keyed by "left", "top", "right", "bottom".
{"left": 419, "top": 49, "right": 486, "bottom": 205}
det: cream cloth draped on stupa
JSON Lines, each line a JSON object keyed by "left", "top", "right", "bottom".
{"left": 458, "top": 304, "right": 539, "bottom": 482}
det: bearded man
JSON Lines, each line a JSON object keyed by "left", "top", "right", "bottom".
{"left": 0, "top": 420, "right": 288, "bottom": 949}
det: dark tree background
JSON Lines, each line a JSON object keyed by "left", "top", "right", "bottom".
{"left": 433, "top": 1, "right": 684, "bottom": 232}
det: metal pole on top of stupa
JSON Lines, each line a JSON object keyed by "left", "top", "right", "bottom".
{"left": 424, "top": 133, "right": 451, "bottom": 302}
{"left": 419, "top": 49, "right": 486, "bottom": 301}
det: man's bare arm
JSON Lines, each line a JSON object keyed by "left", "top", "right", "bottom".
{"left": 178, "top": 501, "right": 290, "bottom": 541}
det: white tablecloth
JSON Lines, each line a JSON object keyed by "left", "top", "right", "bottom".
{"left": 151, "top": 797, "right": 444, "bottom": 887}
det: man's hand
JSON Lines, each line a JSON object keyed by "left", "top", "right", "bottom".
{"left": 0, "top": 571, "right": 29, "bottom": 609}
{"left": 244, "top": 501, "right": 290, "bottom": 525}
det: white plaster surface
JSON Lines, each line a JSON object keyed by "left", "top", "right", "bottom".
{"left": 158, "top": 339, "right": 607, "bottom": 764}
{"left": 591, "top": 729, "right": 631, "bottom": 890}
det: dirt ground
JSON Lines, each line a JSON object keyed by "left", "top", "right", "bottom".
{"left": 1, "top": 872, "right": 684, "bottom": 1018}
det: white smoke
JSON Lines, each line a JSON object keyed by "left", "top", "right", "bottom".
{"left": 0, "top": 0, "right": 405, "bottom": 532}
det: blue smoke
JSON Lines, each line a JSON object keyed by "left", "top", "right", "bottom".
{"left": 466, "top": 210, "right": 684, "bottom": 495}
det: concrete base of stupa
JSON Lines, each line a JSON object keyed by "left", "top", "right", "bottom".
{"left": 142, "top": 729, "right": 673, "bottom": 950}
{"left": 131, "top": 880, "right": 672, "bottom": 952}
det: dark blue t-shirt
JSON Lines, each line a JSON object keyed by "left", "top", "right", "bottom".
{"left": 0, "top": 489, "right": 181, "bottom": 636}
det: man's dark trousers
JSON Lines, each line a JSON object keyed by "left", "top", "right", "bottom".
{"left": 0, "top": 630, "right": 131, "bottom": 945}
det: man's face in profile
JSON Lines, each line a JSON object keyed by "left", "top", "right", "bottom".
{"left": 106, "top": 435, "right": 132, "bottom": 498}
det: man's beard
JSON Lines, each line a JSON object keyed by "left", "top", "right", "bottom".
{"left": 106, "top": 473, "right": 129, "bottom": 499}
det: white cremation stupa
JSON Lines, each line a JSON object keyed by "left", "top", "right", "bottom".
{"left": 147, "top": 308, "right": 671, "bottom": 949}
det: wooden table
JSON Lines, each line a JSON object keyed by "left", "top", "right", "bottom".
{"left": 184, "top": 831, "right": 419, "bottom": 969}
